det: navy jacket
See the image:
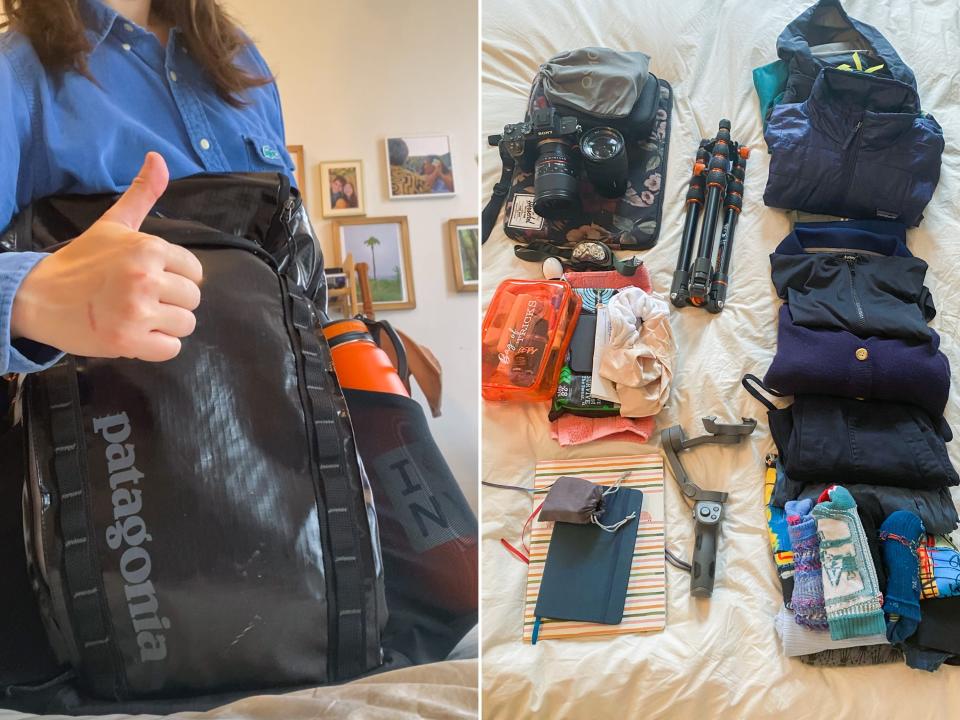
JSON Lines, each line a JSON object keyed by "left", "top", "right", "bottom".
{"left": 770, "top": 220, "right": 935, "bottom": 341}
{"left": 764, "top": 68, "right": 943, "bottom": 226}
{"left": 765, "top": 304, "right": 950, "bottom": 419}
{"left": 777, "top": 0, "right": 916, "bottom": 106}
{"left": 743, "top": 375, "right": 958, "bottom": 491}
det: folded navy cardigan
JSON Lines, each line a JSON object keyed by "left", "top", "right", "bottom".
{"left": 765, "top": 304, "right": 950, "bottom": 418}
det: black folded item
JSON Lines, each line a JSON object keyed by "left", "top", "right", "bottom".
{"left": 743, "top": 375, "right": 958, "bottom": 490}
{"left": 534, "top": 487, "right": 641, "bottom": 625}
{"left": 568, "top": 314, "right": 597, "bottom": 374}
{"left": 770, "top": 475, "right": 959, "bottom": 536}
{"left": 0, "top": 174, "right": 385, "bottom": 707}
{"left": 903, "top": 596, "right": 960, "bottom": 670}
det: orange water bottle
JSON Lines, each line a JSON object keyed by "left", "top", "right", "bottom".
{"left": 321, "top": 319, "right": 410, "bottom": 396}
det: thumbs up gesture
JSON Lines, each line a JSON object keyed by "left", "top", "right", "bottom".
{"left": 11, "top": 152, "right": 203, "bottom": 362}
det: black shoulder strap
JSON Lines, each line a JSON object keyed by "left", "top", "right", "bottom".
{"left": 287, "top": 292, "right": 379, "bottom": 680}
{"left": 38, "top": 358, "right": 122, "bottom": 698}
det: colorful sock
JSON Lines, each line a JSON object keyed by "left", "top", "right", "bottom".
{"left": 879, "top": 510, "right": 924, "bottom": 643}
{"left": 812, "top": 486, "right": 887, "bottom": 640}
{"left": 918, "top": 536, "right": 960, "bottom": 599}
{"left": 785, "top": 498, "right": 828, "bottom": 629}
{"left": 766, "top": 458, "right": 794, "bottom": 605}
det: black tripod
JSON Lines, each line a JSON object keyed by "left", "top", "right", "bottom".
{"left": 670, "top": 120, "right": 749, "bottom": 314}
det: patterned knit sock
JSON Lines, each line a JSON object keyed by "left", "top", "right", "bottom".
{"left": 812, "top": 486, "right": 887, "bottom": 640}
{"left": 785, "top": 498, "right": 828, "bottom": 630}
{"left": 879, "top": 510, "right": 924, "bottom": 643}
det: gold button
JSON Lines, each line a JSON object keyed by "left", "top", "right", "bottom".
{"left": 855, "top": 348, "right": 869, "bottom": 361}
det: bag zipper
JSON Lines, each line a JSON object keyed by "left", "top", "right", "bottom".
{"left": 842, "top": 254, "right": 866, "bottom": 334}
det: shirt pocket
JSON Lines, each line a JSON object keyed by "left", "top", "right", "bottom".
{"left": 243, "top": 134, "right": 294, "bottom": 174}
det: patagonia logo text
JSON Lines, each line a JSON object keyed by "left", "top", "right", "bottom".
{"left": 93, "top": 413, "right": 170, "bottom": 663}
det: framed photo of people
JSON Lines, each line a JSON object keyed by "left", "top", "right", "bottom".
{"left": 331, "top": 216, "right": 415, "bottom": 311}
{"left": 385, "top": 135, "right": 456, "bottom": 199}
{"left": 319, "top": 160, "right": 366, "bottom": 217}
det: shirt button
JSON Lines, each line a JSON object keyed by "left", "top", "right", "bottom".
{"left": 169, "top": 70, "right": 178, "bottom": 82}
{"left": 855, "top": 348, "right": 869, "bottom": 361}
{"left": 123, "top": 22, "right": 134, "bottom": 32}
{"left": 121, "top": 43, "right": 131, "bottom": 51}
{"left": 199, "top": 138, "right": 211, "bottom": 151}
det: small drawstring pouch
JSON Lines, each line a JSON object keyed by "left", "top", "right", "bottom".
{"left": 499, "top": 471, "right": 638, "bottom": 563}
{"left": 539, "top": 473, "right": 637, "bottom": 532}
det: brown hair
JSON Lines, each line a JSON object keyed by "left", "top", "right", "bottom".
{"left": 0, "top": 0, "right": 270, "bottom": 106}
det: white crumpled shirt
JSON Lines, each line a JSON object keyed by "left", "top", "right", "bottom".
{"left": 598, "top": 287, "right": 675, "bottom": 417}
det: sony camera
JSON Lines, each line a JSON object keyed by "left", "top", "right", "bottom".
{"left": 490, "top": 107, "right": 629, "bottom": 220}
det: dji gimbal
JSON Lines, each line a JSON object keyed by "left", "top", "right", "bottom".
{"left": 661, "top": 416, "right": 756, "bottom": 597}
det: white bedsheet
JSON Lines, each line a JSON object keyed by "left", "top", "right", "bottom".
{"left": 480, "top": 1, "right": 960, "bottom": 717}
{"left": 0, "top": 661, "right": 478, "bottom": 720}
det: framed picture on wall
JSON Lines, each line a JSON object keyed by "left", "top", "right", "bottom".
{"left": 319, "top": 160, "right": 366, "bottom": 217}
{"left": 286, "top": 144, "right": 306, "bottom": 195}
{"left": 331, "top": 216, "right": 416, "bottom": 311}
{"left": 385, "top": 134, "right": 456, "bottom": 199}
{"left": 448, "top": 218, "right": 478, "bottom": 292}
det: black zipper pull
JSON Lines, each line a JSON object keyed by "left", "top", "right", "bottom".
{"left": 842, "top": 120, "right": 863, "bottom": 150}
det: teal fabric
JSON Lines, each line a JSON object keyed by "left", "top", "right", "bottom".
{"left": 752, "top": 59, "right": 788, "bottom": 126}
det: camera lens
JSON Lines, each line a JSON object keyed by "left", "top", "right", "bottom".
{"left": 580, "top": 127, "right": 628, "bottom": 199}
{"left": 533, "top": 139, "right": 580, "bottom": 219}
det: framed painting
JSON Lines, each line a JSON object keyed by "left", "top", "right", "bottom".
{"left": 448, "top": 217, "right": 478, "bottom": 292}
{"left": 331, "top": 216, "right": 416, "bottom": 311}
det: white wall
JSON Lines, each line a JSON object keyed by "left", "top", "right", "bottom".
{"left": 223, "top": 0, "right": 480, "bottom": 508}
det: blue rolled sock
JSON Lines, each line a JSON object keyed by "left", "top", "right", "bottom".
{"left": 879, "top": 510, "right": 924, "bottom": 644}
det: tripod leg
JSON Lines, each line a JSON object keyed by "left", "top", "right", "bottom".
{"left": 707, "top": 145, "right": 749, "bottom": 314}
{"left": 671, "top": 141, "right": 709, "bottom": 308}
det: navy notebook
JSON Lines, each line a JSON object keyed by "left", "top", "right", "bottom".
{"left": 534, "top": 487, "right": 643, "bottom": 625}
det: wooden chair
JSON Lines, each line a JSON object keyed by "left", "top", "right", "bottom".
{"left": 356, "top": 262, "right": 375, "bottom": 318}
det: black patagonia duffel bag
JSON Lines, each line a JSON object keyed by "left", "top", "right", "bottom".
{"left": 0, "top": 173, "right": 387, "bottom": 710}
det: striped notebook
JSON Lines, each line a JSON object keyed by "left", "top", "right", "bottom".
{"left": 523, "top": 454, "right": 666, "bottom": 642}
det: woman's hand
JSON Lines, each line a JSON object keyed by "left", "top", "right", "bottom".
{"left": 10, "top": 152, "right": 203, "bottom": 362}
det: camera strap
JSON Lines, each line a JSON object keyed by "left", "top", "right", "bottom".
{"left": 514, "top": 240, "right": 640, "bottom": 276}
{"left": 481, "top": 141, "right": 517, "bottom": 244}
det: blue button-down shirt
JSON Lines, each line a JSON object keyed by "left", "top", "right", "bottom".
{"left": 0, "top": 0, "right": 294, "bottom": 374}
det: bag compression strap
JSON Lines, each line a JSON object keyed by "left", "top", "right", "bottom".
{"left": 289, "top": 292, "right": 373, "bottom": 680}
{"left": 39, "top": 358, "right": 121, "bottom": 696}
